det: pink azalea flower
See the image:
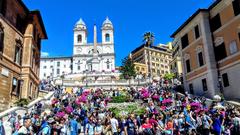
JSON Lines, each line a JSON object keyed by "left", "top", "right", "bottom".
{"left": 65, "top": 106, "right": 73, "bottom": 114}
{"left": 56, "top": 112, "right": 65, "bottom": 118}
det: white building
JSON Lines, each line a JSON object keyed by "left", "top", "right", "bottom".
{"left": 73, "top": 17, "right": 115, "bottom": 73}
{"left": 40, "top": 56, "right": 72, "bottom": 80}
{"left": 40, "top": 17, "right": 116, "bottom": 80}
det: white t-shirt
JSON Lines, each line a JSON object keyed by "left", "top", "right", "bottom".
{"left": 110, "top": 118, "right": 118, "bottom": 133}
{"left": 18, "top": 126, "right": 30, "bottom": 134}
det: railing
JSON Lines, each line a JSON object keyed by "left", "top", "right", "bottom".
{"left": 0, "top": 91, "right": 55, "bottom": 120}
{"left": 57, "top": 79, "right": 150, "bottom": 88}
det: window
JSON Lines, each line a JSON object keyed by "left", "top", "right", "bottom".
{"left": 233, "top": 0, "right": 240, "bottom": 16}
{"left": 106, "top": 59, "right": 110, "bottom": 69}
{"left": 44, "top": 73, "right": 46, "bottom": 77}
{"left": 239, "top": 32, "right": 240, "bottom": 41}
{"left": 57, "top": 69, "right": 60, "bottom": 74}
{"left": 0, "top": 0, "right": 7, "bottom": 16}
{"left": 14, "top": 45, "right": 22, "bottom": 65}
{"left": 198, "top": 52, "right": 204, "bottom": 67}
{"left": 222, "top": 73, "right": 230, "bottom": 87}
{"left": 77, "top": 35, "right": 82, "bottom": 43}
{"left": 78, "top": 65, "right": 80, "bottom": 70}
{"left": 194, "top": 25, "right": 200, "bottom": 39}
{"left": 181, "top": 34, "right": 189, "bottom": 49}
{"left": 215, "top": 43, "right": 227, "bottom": 61}
{"left": 12, "top": 77, "right": 18, "bottom": 94}
{"left": 64, "top": 65, "right": 66, "bottom": 68}
{"left": 189, "top": 83, "right": 194, "bottom": 94}
{"left": 43, "top": 66, "right": 47, "bottom": 69}
{"left": 50, "top": 66, "right": 53, "bottom": 68}
{"left": 210, "top": 14, "right": 222, "bottom": 32}
{"left": 105, "top": 33, "right": 110, "bottom": 42}
{"left": 202, "top": 78, "right": 208, "bottom": 91}
{"left": 185, "top": 59, "right": 191, "bottom": 73}
{"left": 229, "top": 41, "right": 238, "bottom": 54}
{"left": 0, "top": 25, "right": 3, "bottom": 52}
{"left": 57, "top": 62, "right": 60, "bottom": 67}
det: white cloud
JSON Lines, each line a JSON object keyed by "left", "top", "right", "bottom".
{"left": 41, "top": 52, "right": 49, "bottom": 57}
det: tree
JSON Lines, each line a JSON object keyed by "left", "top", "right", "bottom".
{"left": 143, "top": 32, "right": 154, "bottom": 46}
{"left": 143, "top": 32, "right": 154, "bottom": 77}
{"left": 120, "top": 56, "right": 136, "bottom": 79}
{"left": 163, "top": 73, "right": 175, "bottom": 81}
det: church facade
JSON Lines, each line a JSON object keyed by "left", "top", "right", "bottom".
{"left": 40, "top": 17, "right": 116, "bottom": 80}
{"left": 72, "top": 17, "right": 115, "bottom": 73}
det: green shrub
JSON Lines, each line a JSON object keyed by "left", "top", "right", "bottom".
{"left": 109, "top": 105, "right": 145, "bottom": 118}
{"left": 15, "top": 98, "right": 29, "bottom": 107}
{"left": 110, "top": 95, "right": 130, "bottom": 103}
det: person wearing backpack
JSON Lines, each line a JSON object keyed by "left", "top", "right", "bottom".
{"left": 85, "top": 117, "right": 95, "bottom": 135}
{"left": 69, "top": 115, "right": 79, "bottom": 135}
{"left": 37, "top": 117, "right": 53, "bottom": 135}
{"left": 199, "top": 110, "right": 212, "bottom": 135}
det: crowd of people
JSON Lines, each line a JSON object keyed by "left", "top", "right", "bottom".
{"left": 1, "top": 84, "right": 240, "bottom": 135}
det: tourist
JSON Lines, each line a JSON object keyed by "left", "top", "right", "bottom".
{"left": 85, "top": 116, "right": 95, "bottom": 135}
{"left": 110, "top": 113, "right": 119, "bottom": 135}
{"left": 139, "top": 117, "right": 153, "bottom": 135}
{"left": 69, "top": 115, "right": 79, "bottom": 135}
{"left": 38, "top": 117, "right": 53, "bottom": 135}
{"left": 17, "top": 117, "right": 32, "bottom": 135}
{"left": 94, "top": 119, "right": 103, "bottom": 135}
{"left": 0, "top": 117, "right": 5, "bottom": 135}
{"left": 125, "top": 114, "right": 138, "bottom": 135}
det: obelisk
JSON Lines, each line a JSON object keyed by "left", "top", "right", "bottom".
{"left": 92, "top": 24, "right": 100, "bottom": 71}
{"left": 93, "top": 24, "right": 97, "bottom": 56}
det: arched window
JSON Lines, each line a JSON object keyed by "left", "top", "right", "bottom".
{"left": 105, "top": 33, "right": 110, "bottom": 42}
{"left": 77, "top": 35, "right": 82, "bottom": 43}
{"left": 0, "top": 24, "right": 4, "bottom": 52}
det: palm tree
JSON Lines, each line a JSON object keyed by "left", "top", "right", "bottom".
{"left": 143, "top": 32, "right": 154, "bottom": 46}
{"left": 143, "top": 32, "right": 154, "bottom": 78}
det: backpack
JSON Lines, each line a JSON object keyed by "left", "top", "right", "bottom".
{"left": 37, "top": 125, "right": 51, "bottom": 135}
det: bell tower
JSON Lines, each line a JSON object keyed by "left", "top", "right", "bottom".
{"left": 74, "top": 18, "right": 87, "bottom": 45}
{"left": 101, "top": 17, "right": 114, "bottom": 44}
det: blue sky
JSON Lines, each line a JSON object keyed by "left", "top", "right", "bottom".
{"left": 23, "top": 0, "right": 214, "bottom": 66}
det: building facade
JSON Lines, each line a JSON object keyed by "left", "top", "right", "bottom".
{"left": 134, "top": 62, "right": 147, "bottom": 76}
{"left": 40, "top": 57, "right": 72, "bottom": 80}
{"left": 170, "top": 42, "right": 183, "bottom": 79}
{"left": 131, "top": 43, "right": 172, "bottom": 79}
{"left": 40, "top": 17, "right": 116, "bottom": 81}
{"left": 73, "top": 18, "right": 115, "bottom": 73}
{"left": 0, "top": 0, "right": 47, "bottom": 110}
{"left": 171, "top": 0, "right": 240, "bottom": 99}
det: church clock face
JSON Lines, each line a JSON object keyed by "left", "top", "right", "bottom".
{"left": 76, "top": 47, "right": 82, "bottom": 53}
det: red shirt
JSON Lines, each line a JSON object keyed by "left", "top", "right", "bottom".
{"left": 142, "top": 123, "right": 152, "bottom": 129}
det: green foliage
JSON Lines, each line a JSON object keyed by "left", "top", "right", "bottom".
{"left": 15, "top": 98, "right": 29, "bottom": 107}
{"left": 163, "top": 73, "right": 175, "bottom": 80}
{"left": 110, "top": 95, "right": 131, "bottom": 103}
{"left": 143, "top": 32, "right": 154, "bottom": 46}
{"left": 120, "top": 56, "right": 136, "bottom": 79}
{"left": 109, "top": 105, "right": 145, "bottom": 118}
